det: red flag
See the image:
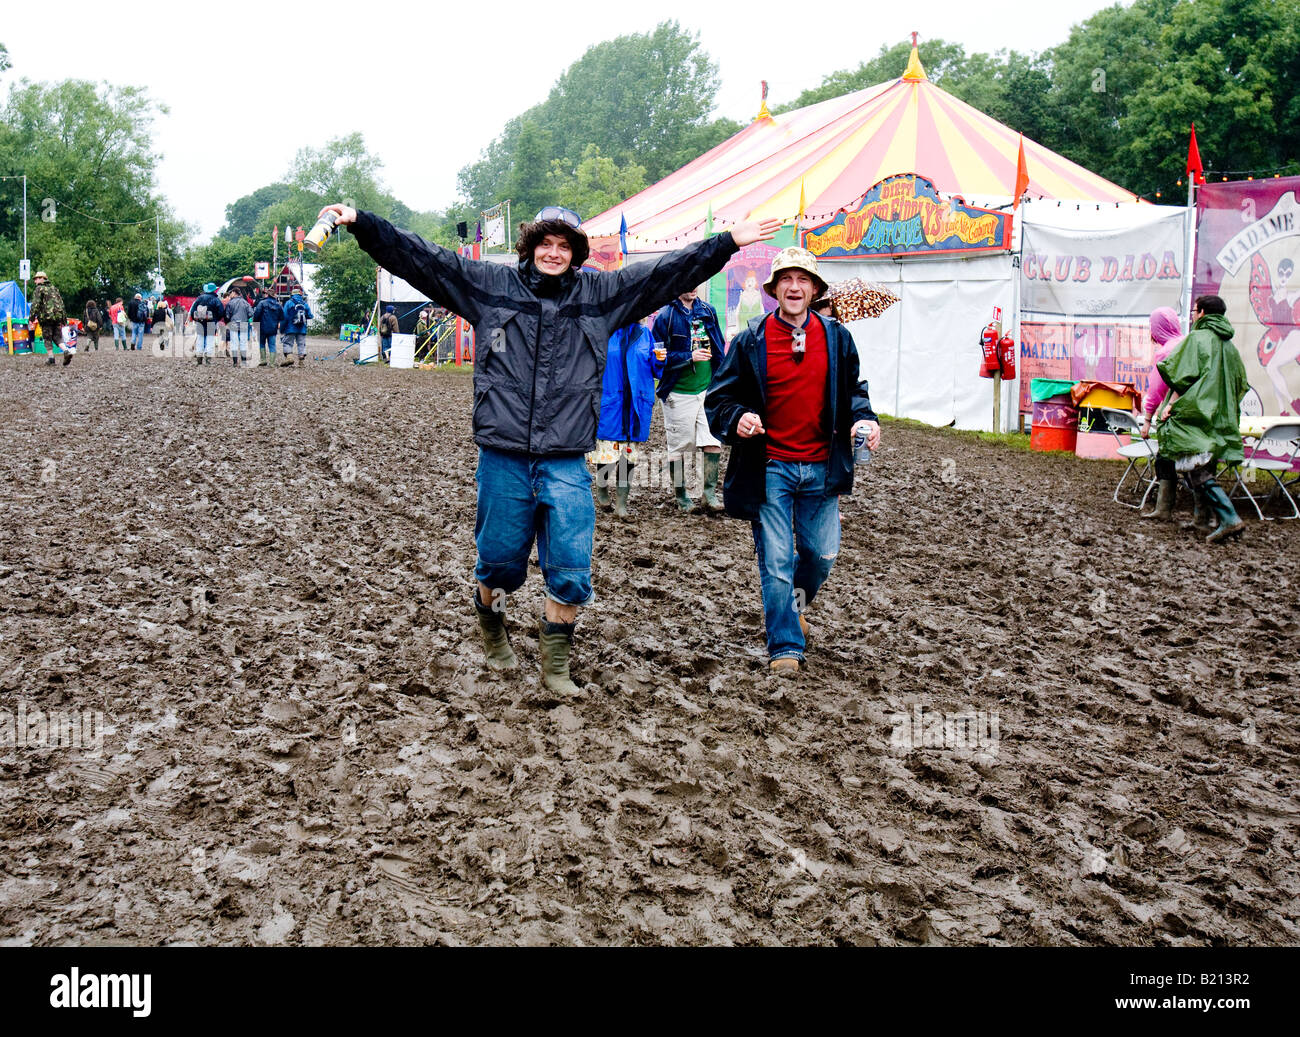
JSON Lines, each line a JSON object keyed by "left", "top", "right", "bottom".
{"left": 1013, "top": 136, "right": 1029, "bottom": 209}
{"left": 1186, "top": 123, "right": 1205, "bottom": 185}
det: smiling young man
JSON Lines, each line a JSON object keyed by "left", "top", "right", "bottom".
{"left": 322, "top": 202, "right": 780, "bottom": 695}
{"left": 706, "top": 247, "right": 880, "bottom": 673}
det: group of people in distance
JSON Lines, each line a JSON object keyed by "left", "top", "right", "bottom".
{"left": 1137, "top": 295, "right": 1249, "bottom": 544}
{"left": 185, "top": 282, "right": 313, "bottom": 367}
{"left": 327, "top": 199, "right": 881, "bottom": 686}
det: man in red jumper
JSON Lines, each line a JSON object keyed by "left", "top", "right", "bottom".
{"left": 705, "top": 247, "right": 880, "bottom": 673}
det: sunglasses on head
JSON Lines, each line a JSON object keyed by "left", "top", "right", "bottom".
{"left": 535, "top": 206, "right": 582, "bottom": 229}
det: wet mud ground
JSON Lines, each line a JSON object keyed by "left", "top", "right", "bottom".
{"left": 1, "top": 339, "right": 1298, "bottom": 946}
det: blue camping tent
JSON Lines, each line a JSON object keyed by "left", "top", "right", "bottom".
{"left": 0, "top": 281, "right": 29, "bottom": 321}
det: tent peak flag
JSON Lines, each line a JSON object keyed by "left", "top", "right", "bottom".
{"left": 755, "top": 79, "right": 773, "bottom": 122}
{"left": 902, "top": 37, "right": 928, "bottom": 82}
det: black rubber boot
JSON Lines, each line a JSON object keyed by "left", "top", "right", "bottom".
{"left": 474, "top": 591, "right": 518, "bottom": 670}
{"left": 1140, "top": 479, "right": 1175, "bottom": 520}
{"left": 538, "top": 619, "right": 582, "bottom": 697}
{"left": 62, "top": 352, "right": 72, "bottom": 366}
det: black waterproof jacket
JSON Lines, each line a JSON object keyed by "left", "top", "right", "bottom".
{"left": 350, "top": 210, "right": 740, "bottom": 456}
{"left": 705, "top": 312, "right": 877, "bottom": 521}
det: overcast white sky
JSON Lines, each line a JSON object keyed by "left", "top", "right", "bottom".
{"left": 4, "top": 0, "right": 1127, "bottom": 241}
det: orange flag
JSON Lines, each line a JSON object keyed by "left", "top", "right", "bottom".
{"left": 1013, "top": 136, "right": 1029, "bottom": 210}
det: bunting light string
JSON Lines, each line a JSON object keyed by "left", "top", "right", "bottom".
{"left": 0, "top": 178, "right": 160, "bottom": 225}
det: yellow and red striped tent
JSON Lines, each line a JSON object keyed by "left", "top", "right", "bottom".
{"left": 584, "top": 44, "right": 1141, "bottom": 251}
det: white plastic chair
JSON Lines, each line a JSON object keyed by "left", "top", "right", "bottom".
{"left": 1099, "top": 408, "right": 1160, "bottom": 510}
{"left": 1228, "top": 422, "right": 1300, "bottom": 520}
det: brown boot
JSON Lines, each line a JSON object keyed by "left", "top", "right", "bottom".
{"left": 1140, "top": 479, "right": 1175, "bottom": 520}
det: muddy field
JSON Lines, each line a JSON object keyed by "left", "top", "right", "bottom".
{"left": 1, "top": 338, "right": 1297, "bottom": 946}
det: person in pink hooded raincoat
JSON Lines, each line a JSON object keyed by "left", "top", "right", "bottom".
{"left": 1139, "top": 306, "right": 1192, "bottom": 523}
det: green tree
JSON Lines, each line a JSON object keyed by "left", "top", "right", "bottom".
{"left": 503, "top": 119, "right": 555, "bottom": 223}
{"left": 314, "top": 236, "right": 376, "bottom": 330}
{"left": 0, "top": 78, "right": 184, "bottom": 310}
{"left": 547, "top": 144, "right": 647, "bottom": 221}
{"left": 458, "top": 21, "right": 725, "bottom": 214}
{"left": 218, "top": 183, "right": 296, "bottom": 240}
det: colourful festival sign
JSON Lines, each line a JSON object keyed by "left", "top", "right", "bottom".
{"left": 1194, "top": 177, "right": 1300, "bottom": 420}
{"left": 803, "top": 173, "right": 1011, "bottom": 259}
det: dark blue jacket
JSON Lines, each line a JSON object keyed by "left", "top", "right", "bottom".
{"left": 281, "top": 292, "right": 313, "bottom": 334}
{"left": 350, "top": 209, "right": 739, "bottom": 457}
{"left": 597, "top": 324, "right": 663, "bottom": 443}
{"left": 252, "top": 297, "right": 285, "bottom": 335}
{"left": 651, "top": 297, "right": 725, "bottom": 399}
{"left": 705, "top": 312, "right": 877, "bottom": 521}
{"left": 189, "top": 292, "right": 226, "bottom": 326}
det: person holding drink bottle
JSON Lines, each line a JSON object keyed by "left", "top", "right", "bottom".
{"left": 706, "top": 247, "right": 879, "bottom": 674}
{"left": 318, "top": 200, "right": 781, "bottom": 696}
{"left": 651, "top": 287, "right": 726, "bottom": 511}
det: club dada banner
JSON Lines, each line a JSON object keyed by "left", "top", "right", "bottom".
{"left": 1194, "top": 177, "right": 1300, "bottom": 419}
{"left": 1020, "top": 213, "right": 1186, "bottom": 320}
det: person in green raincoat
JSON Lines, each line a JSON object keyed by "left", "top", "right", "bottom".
{"left": 1155, "top": 295, "right": 1249, "bottom": 544}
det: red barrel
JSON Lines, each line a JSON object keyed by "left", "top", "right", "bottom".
{"left": 1031, "top": 397, "right": 1078, "bottom": 453}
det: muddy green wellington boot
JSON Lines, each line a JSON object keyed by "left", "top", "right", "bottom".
{"left": 668, "top": 459, "right": 694, "bottom": 512}
{"left": 614, "top": 479, "right": 631, "bottom": 519}
{"left": 1180, "top": 489, "right": 1213, "bottom": 532}
{"left": 474, "top": 591, "right": 518, "bottom": 670}
{"left": 1203, "top": 483, "right": 1245, "bottom": 544}
{"left": 701, "top": 452, "right": 724, "bottom": 511}
{"left": 538, "top": 619, "right": 582, "bottom": 696}
{"left": 1140, "top": 479, "right": 1175, "bottom": 520}
{"left": 594, "top": 463, "right": 614, "bottom": 507}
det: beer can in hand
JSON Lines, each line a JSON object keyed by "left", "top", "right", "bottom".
{"left": 852, "top": 428, "right": 873, "bottom": 465}
{"left": 303, "top": 210, "right": 340, "bottom": 252}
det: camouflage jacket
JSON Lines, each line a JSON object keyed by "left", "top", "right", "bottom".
{"left": 31, "top": 282, "right": 66, "bottom": 326}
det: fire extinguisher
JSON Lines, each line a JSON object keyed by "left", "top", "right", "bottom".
{"left": 998, "top": 335, "right": 1016, "bottom": 380}
{"left": 978, "top": 323, "right": 999, "bottom": 379}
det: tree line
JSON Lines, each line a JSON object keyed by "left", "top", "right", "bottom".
{"left": 2, "top": 0, "right": 1296, "bottom": 328}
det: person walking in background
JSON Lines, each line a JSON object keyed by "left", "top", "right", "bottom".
{"left": 414, "top": 307, "right": 435, "bottom": 362}
{"left": 84, "top": 298, "right": 102, "bottom": 351}
{"left": 189, "top": 282, "right": 225, "bottom": 366}
{"left": 652, "top": 286, "right": 727, "bottom": 512}
{"left": 109, "top": 297, "right": 126, "bottom": 349}
{"left": 30, "top": 271, "right": 70, "bottom": 367}
{"left": 592, "top": 320, "right": 663, "bottom": 519}
{"left": 128, "top": 293, "right": 148, "bottom": 350}
{"left": 280, "top": 286, "right": 312, "bottom": 367}
{"left": 706, "top": 247, "right": 880, "bottom": 674}
{"left": 253, "top": 290, "right": 285, "bottom": 368}
{"left": 1155, "top": 294, "right": 1249, "bottom": 544}
{"left": 379, "top": 305, "right": 400, "bottom": 363}
{"left": 1138, "top": 307, "right": 1187, "bottom": 524}
{"left": 224, "top": 289, "right": 253, "bottom": 367}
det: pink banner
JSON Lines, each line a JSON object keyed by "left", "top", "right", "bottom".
{"left": 1194, "top": 177, "right": 1300, "bottom": 419}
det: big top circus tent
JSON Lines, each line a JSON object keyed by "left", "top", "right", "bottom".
{"left": 585, "top": 41, "right": 1181, "bottom": 432}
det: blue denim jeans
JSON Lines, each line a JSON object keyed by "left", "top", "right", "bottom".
{"left": 131, "top": 321, "right": 145, "bottom": 348}
{"left": 474, "top": 445, "right": 595, "bottom": 606}
{"left": 750, "top": 459, "right": 841, "bottom": 662}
